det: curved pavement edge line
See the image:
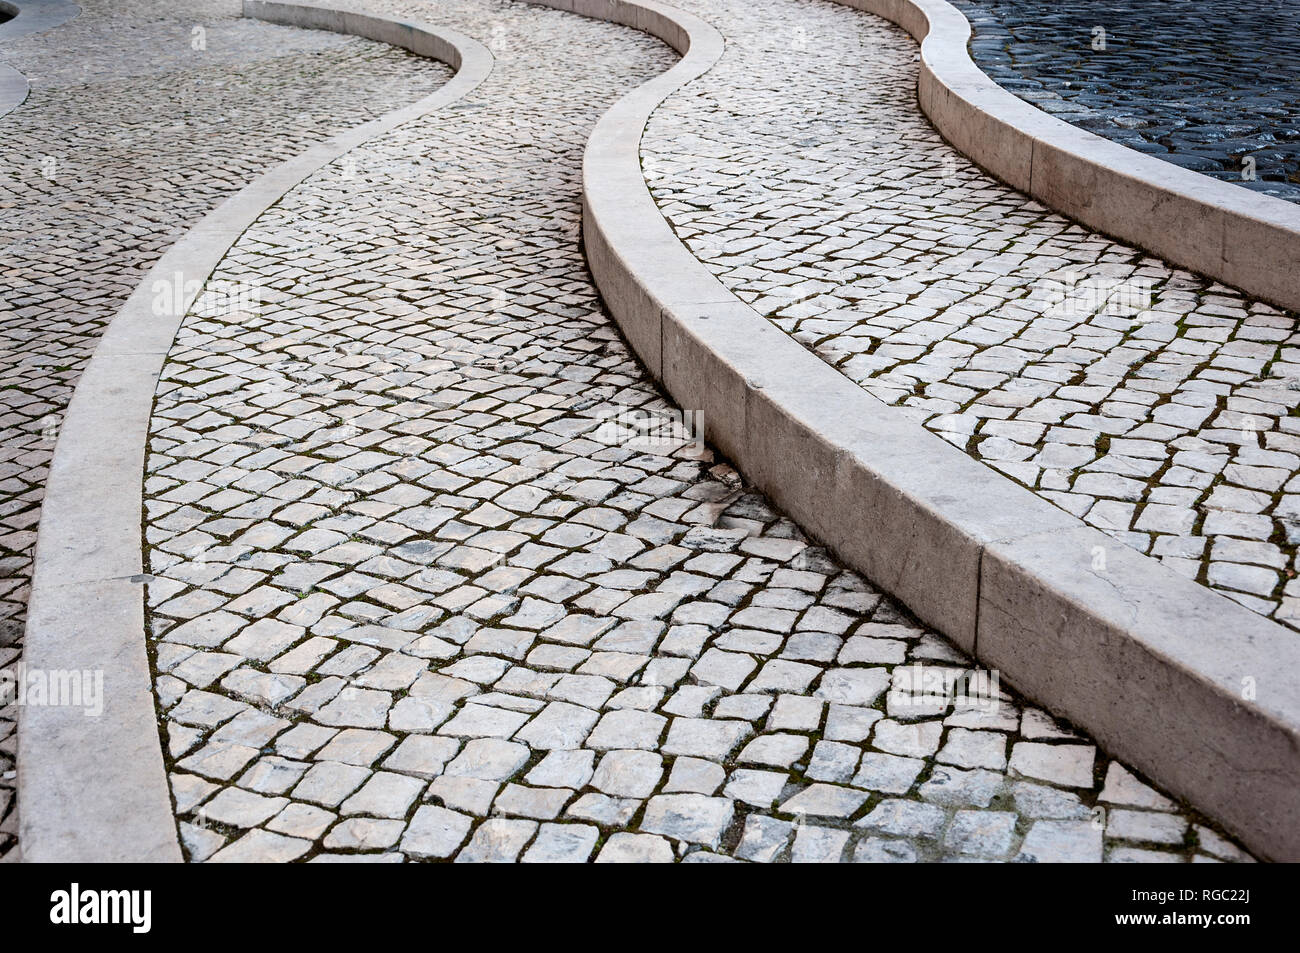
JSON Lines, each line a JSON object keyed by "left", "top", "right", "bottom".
{"left": 0, "top": 62, "right": 26, "bottom": 118}
{"left": 833, "top": 0, "right": 1300, "bottom": 313}
{"left": 551, "top": 0, "right": 1300, "bottom": 859}
{"left": 16, "top": 0, "right": 492, "bottom": 863}
{"left": 0, "top": 1, "right": 82, "bottom": 118}
{"left": 0, "top": 0, "right": 81, "bottom": 43}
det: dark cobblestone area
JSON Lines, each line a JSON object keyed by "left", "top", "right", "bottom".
{"left": 950, "top": 0, "right": 1300, "bottom": 203}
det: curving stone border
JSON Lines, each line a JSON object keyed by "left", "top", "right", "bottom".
{"left": 0, "top": 1, "right": 83, "bottom": 118}
{"left": 549, "top": 0, "right": 1300, "bottom": 859}
{"left": 833, "top": 0, "right": 1300, "bottom": 314}
{"left": 0, "top": 0, "right": 80, "bottom": 42}
{"left": 17, "top": 0, "right": 491, "bottom": 863}
{"left": 0, "top": 62, "right": 23, "bottom": 118}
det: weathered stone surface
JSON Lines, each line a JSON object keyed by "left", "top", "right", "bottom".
{"left": 596, "top": 833, "right": 675, "bottom": 863}
{"left": 522, "top": 823, "right": 599, "bottom": 863}
{"left": 401, "top": 806, "right": 473, "bottom": 859}
{"left": 641, "top": 795, "right": 734, "bottom": 849}
{"left": 1016, "top": 820, "right": 1105, "bottom": 863}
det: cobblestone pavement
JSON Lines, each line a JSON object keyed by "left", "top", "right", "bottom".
{"left": 138, "top": 0, "right": 1251, "bottom": 863}
{"left": 951, "top": 0, "right": 1300, "bottom": 203}
{"left": 643, "top": 0, "right": 1300, "bottom": 634}
{"left": 0, "top": 0, "right": 452, "bottom": 861}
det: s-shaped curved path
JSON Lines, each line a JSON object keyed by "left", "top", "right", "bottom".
{"left": 69, "top": 0, "right": 1252, "bottom": 861}
{"left": 0, "top": 0, "right": 450, "bottom": 861}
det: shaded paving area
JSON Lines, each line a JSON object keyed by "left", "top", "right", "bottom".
{"left": 952, "top": 0, "right": 1300, "bottom": 202}
{"left": 0, "top": 0, "right": 451, "bottom": 862}
{"left": 136, "top": 0, "right": 1250, "bottom": 863}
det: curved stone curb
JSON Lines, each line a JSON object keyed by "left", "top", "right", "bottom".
{"left": 0, "top": 0, "right": 80, "bottom": 43}
{"left": 0, "top": 62, "right": 25, "bottom": 118}
{"left": 558, "top": 0, "right": 1300, "bottom": 859}
{"left": 833, "top": 0, "right": 1300, "bottom": 313}
{"left": 0, "top": 1, "right": 82, "bottom": 118}
{"left": 17, "top": 0, "right": 491, "bottom": 863}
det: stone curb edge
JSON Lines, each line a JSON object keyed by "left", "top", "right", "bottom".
{"left": 0, "top": 63, "right": 25, "bottom": 119}
{"left": 0, "top": 1, "right": 83, "bottom": 118}
{"left": 836, "top": 0, "right": 1300, "bottom": 314}
{"left": 17, "top": 1, "right": 491, "bottom": 862}
{"left": 0, "top": 0, "right": 80, "bottom": 43}
{"left": 549, "top": 0, "right": 1300, "bottom": 859}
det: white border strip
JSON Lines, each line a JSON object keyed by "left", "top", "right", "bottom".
{"left": 0, "top": 0, "right": 80, "bottom": 43}
{"left": 0, "top": 1, "right": 83, "bottom": 118}
{"left": 18, "top": 0, "right": 491, "bottom": 862}
{"left": 554, "top": 0, "right": 1300, "bottom": 859}
{"left": 0, "top": 62, "right": 25, "bottom": 118}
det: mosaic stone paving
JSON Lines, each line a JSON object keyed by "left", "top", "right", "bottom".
{"left": 643, "top": 0, "right": 1300, "bottom": 636}
{"left": 0, "top": 0, "right": 451, "bottom": 862}
{"left": 136, "top": 0, "right": 1251, "bottom": 862}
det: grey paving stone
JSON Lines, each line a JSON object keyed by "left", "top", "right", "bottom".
{"left": 208, "top": 829, "right": 311, "bottom": 863}
{"left": 324, "top": 817, "right": 405, "bottom": 851}
{"left": 1106, "top": 809, "right": 1188, "bottom": 846}
{"left": 857, "top": 799, "right": 947, "bottom": 839}
{"left": 401, "top": 805, "right": 473, "bottom": 860}
{"left": 492, "top": 785, "right": 573, "bottom": 821}
{"left": 521, "top": 823, "right": 599, "bottom": 863}
{"left": 1009, "top": 742, "right": 1096, "bottom": 788}
{"left": 944, "top": 810, "right": 1018, "bottom": 858}
{"left": 596, "top": 832, "right": 674, "bottom": 863}
{"left": 426, "top": 776, "right": 499, "bottom": 817}
{"left": 662, "top": 718, "right": 751, "bottom": 759}
{"left": 515, "top": 702, "right": 600, "bottom": 750}
{"left": 853, "top": 837, "right": 919, "bottom": 863}
{"left": 200, "top": 787, "right": 287, "bottom": 829}
{"left": 738, "top": 733, "right": 809, "bottom": 769}
{"left": 292, "top": 762, "right": 372, "bottom": 808}
{"left": 724, "top": 769, "right": 790, "bottom": 808}
{"left": 1016, "top": 819, "right": 1105, "bottom": 863}
{"left": 852, "top": 753, "right": 926, "bottom": 796}
{"left": 340, "top": 772, "right": 425, "bottom": 818}
{"left": 445, "top": 739, "right": 530, "bottom": 782}
{"left": 382, "top": 736, "right": 461, "bottom": 779}
{"left": 641, "top": 794, "right": 734, "bottom": 848}
{"left": 566, "top": 794, "right": 641, "bottom": 828}
{"left": 735, "top": 815, "right": 794, "bottom": 863}
{"left": 586, "top": 709, "right": 668, "bottom": 751}
{"left": 1098, "top": 763, "right": 1177, "bottom": 810}
{"left": 267, "top": 803, "right": 336, "bottom": 841}
{"left": 780, "top": 784, "right": 870, "bottom": 820}
{"left": 791, "top": 825, "right": 851, "bottom": 863}
{"left": 591, "top": 750, "right": 665, "bottom": 799}
{"left": 665, "top": 757, "right": 726, "bottom": 795}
